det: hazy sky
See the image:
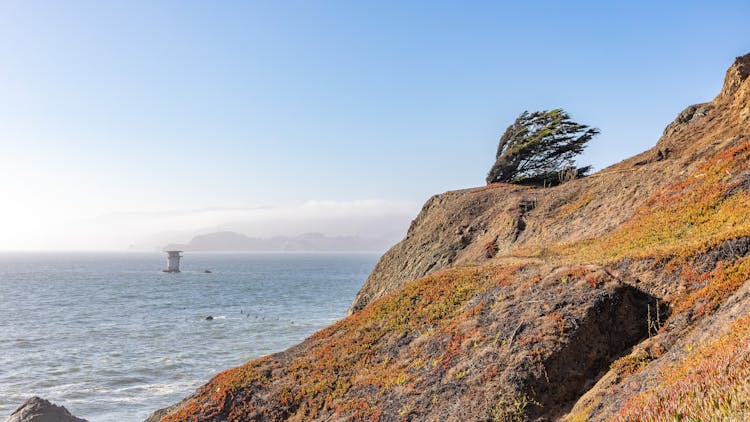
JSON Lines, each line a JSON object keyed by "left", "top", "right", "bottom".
{"left": 1, "top": 1, "right": 749, "bottom": 250}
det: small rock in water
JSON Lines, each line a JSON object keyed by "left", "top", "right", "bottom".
{"left": 6, "top": 396, "right": 88, "bottom": 422}
{"left": 205, "top": 316, "right": 214, "bottom": 321}
{"left": 203, "top": 269, "right": 212, "bottom": 273}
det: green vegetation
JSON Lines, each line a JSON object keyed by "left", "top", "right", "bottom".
{"left": 486, "top": 109, "right": 599, "bottom": 185}
{"left": 489, "top": 393, "right": 541, "bottom": 422}
{"left": 610, "top": 353, "right": 655, "bottom": 377}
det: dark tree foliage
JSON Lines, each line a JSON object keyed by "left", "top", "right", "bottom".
{"left": 486, "top": 109, "right": 600, "bottom": 185}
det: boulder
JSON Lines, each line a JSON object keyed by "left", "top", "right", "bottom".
{"left": 5, "top": 397, "right": 87, "bottom": 422}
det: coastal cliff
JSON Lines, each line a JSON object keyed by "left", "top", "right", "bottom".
{"left": 149, "top": 54, "right": 750, "bottom": 421}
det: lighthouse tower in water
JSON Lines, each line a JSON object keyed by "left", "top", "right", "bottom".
{"left": 163, "top": 250, "right": 183, "bottom": 273}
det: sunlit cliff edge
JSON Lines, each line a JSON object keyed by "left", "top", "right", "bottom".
{"left": 148, "top": 53, "right": 750, "bottom": 421}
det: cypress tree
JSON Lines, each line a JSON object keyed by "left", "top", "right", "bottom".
{"left": 486, "top": 109, "right": 599, "bottom": 185}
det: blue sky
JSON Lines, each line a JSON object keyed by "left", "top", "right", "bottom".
{"left": 1, "top": 1, "right": 749, "bottom": 250}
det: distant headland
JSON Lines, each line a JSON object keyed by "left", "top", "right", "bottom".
{"left": 163, "top": 231, "right": 398, "bottom": 253}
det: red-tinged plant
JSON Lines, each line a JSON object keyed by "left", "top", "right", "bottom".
{"left": 614, "top": 314, "right": 750, "bottom": 421}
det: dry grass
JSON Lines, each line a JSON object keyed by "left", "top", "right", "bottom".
{"left": 613, "top": 314, "right": 750, "bottom": 421}
{"left": 162, "top": 265, "right": 525, "bottom": 421}
{"left": 555, "top": 141, "right": 750, "bottom": 263}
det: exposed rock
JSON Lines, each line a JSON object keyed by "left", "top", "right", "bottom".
{"left": 661, "top": 103, "right": 713, "bottom": 138}
{"left": 719, "top": 52, "right": 750, "bottom": 100}
{"left": 349, "top": 188, "right": 528, "bottom": 313}
{"left": 5, "top": 397, "right": 87, "bottom": 422}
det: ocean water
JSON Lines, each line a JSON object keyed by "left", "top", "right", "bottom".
{"left": 0, "top": 252, "right": 377, "bottom": 421}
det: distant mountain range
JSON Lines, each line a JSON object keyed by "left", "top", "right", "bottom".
{"left": 163, "top": 231, "right": 397, "bottom": 252}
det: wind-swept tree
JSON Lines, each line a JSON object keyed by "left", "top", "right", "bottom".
{"left": 486, "top": 109, "right": 599, "bottom": 185}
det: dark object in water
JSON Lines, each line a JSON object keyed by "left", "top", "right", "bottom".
{"left": 203, "top": 270, "right": 212, "bottom": 273}
{"left": 205, "top": 316, "right": 214, "bottom": 321}
{"left": 6, "top": 396, "right": 88, "bottom": 422}
{"left": 163, "top": 251, "right": 183, "bottom": 273}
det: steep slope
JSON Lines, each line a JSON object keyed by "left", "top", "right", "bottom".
{"left": 150, "top": 53, "right": 750, "bottom": 421}
{"left": 568, "top": 270, "right": 750, "bottom": 421}
{"left": 351, "top": 54, "right": 749, "bottom": 313}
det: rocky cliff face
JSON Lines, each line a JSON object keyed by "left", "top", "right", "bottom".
{"left": 149, "top": 54, "right": 750, "bottom": 421}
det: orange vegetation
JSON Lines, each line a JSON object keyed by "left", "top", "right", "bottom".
{"left": 614, "top": 314, "right": 750, "bottom": 421}
{"left": 564, "top": 140, "right": 750, "bottom": 262}
{"left": 162, "top": 265, "right": 525, "bottom": 421}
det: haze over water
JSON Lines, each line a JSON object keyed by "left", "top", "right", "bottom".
{"left": 0, "top": 252, "right": 377, "bottom": 421}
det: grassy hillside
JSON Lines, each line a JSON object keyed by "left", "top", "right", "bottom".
{"left": 150, "top": 54, "right": 750, "bottom": 422}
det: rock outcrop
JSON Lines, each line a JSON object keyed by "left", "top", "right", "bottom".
{"left": 350, "top": 54, "right": 750, "bottom": 314}
{"left": 4, "top": 397, "right": 87, "bottom": 422}
{"left": 149, "top": 53, "right": 750, "bottom": 421}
